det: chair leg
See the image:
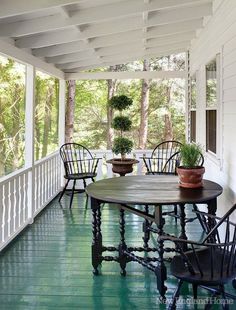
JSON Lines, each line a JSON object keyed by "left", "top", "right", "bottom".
{"left": 69, "top": 180, "right": 76, "bottom": 208}
{"left": 83, "top": 178, "right": 87, "bottom": 189}
{"left": 192, "top": 284, "right": 198, "bottom": 300}
{"left": 168, "top": 280, "right": 183, "bottom": 310}
{"left": 193, "top": 203, "right": 208, "bottom": 232}
{"left": 143, "top": 205, "right": 150, "bottom": 248}
{"left": 220, "top": 285, "right": 229, "bottom": 310}
{"left": 59, "top": 179, "right": 69, "bottom": 202}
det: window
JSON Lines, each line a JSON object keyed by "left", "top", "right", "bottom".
{"left": 206, "top": 57, "right": 218, "bottom": 154}
{"left": 190, "top": 74, "right": 196, "bottom": 142}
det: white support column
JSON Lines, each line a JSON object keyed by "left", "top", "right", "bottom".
{"left": 25, "top": 65, "right": 35, "bottom": 224}
{"left": 59, "top": 79, "right": 66, "bottom": 187}
{"left": 185, "top": 50, "right": 190, "bottom": 142}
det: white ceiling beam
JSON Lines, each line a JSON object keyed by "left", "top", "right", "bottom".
{"left": 46, "top": 49, "right": 95, "bottom": 64}
{"left": 45, "top": 32, "right": 194, "bottom": 65}
{"left": 1, "top": 0, "right": 211, "bottom": 38}
{"left": 0, "top": 0, "right": 82, "bottom": 18}
{"left": 57, "top": 58, "right": 101, "bottom": 70}
{"left": 32, "top": 19, "right": 201, "bottom": 58}
{"left": 147, "top": 31, "right": 195, "bottom": 47}
{"left": 147, "top": 2, "right": 212, "bottom": 27}
{"left": 96, "top": 42, "right": 143, "bottom": 57}
{"left": 64, "top": 47, "right": 186, "bottom": 73}
{"left": 32, "top": 41, "right": 88, "bottom": 57}
{"left": 15, "top": 5, "right": 208, "bottom": 50}
{"left": 16, "top": 28, "right": 83, "bottom": 48}
{"left": 59, "top": 6, "right": 71, "bottom": 19}
{"left": 89, "top": 30, "right": 143, "bottom": 49}
{"left": 65, "top": 70, "right": 187, "bottom": 80}
{"left": 146, "top": 19, "right": 202, "bottom": 38}
{"left": 58, "top": 42, "right": 189, "bottom": 70}
{"left": 100, "top": 43, "right": 189, "bottom": 63}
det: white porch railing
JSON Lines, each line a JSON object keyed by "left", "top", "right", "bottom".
{"left": 0, "top": 149, "right": 152, "bottom": 251}
{"left": 0, "top": 151, "right": 61, "bottom": 251}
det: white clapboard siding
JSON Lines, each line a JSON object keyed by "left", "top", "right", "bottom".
{"left": 190, "top": 0, "right": 236, "bottom": 209}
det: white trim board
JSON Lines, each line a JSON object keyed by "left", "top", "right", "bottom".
{"left": 65, "top": 70, "right": 187, "bottom": 80}
{"left": 0, "top": 39, "right": 64, "bottom": 79}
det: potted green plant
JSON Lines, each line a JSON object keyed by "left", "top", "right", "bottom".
{"left": 106, "top": 95, "right": 138, "bottom": 176}
{"left": 177, "top": 143, "right": 205, "bottom": 188}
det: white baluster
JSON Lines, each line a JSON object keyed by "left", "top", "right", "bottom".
{"left": 0, "top": 184, "right": 4, "bottom": 243}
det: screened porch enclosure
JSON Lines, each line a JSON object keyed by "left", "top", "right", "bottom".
{"left": 1, "top": 0, "right": 236, "bottom": 308}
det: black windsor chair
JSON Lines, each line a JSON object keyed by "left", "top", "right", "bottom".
{"left": 59, "top": 143, "right": 101, "bottom": 208}
{"left": 142, "top": 140, "right": 182, "bottom": 176}
{"left": 161, "top": 204, "right": 236, "bottom": 309}
{"left": 141, "top": 141, "right": 182, "bottom": 231}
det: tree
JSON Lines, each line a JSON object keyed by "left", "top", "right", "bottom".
{"left": 65, "top": 80, "right": 76, "bottom": 143}
{"left": 106, "top": 65, "right": 119, "bottom": 149}
{"left": 41, "top": 84, "right": 53, "bottom": 157}
{"left": 139, "top": 59, "right": 150, "bottom": 149}
{"left": 71, "top": 54, "right": 186, "bottom": 150}
{"left": 35, "top": 72, "right": 59, "bottom": 160}
{"left": 0, "top": 56, "right": 25, "bottom": 176}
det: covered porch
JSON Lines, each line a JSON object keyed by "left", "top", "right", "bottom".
{"left": 0, "top": 0, "right": 236, "bottom": 308}
{"left": 3, "top": 194, "right": 235, "bottom": 309}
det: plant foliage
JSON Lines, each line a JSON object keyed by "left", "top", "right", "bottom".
{"left": 180, "top": 143, "right": 203, "bottom": 167}
{"left": 109, "top": 95, "right": 133, "bottom": 111}
{"left": 112, "top": 137, "right": 133, "bottom": 156}
{"left": 112, "top": 116, "right": 132, "bottom": 131}
{"left": 74, "top": 55, "right": 186, "bottom": 150}
{"left": 109, "top": 94, "right": 134, "bottom": 158}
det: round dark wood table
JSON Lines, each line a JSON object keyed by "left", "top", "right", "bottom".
{"left": 86, "top": 175, "right": 223, "bottom": 298}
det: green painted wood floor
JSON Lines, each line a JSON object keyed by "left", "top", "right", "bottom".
{"left": 0, "top": 193, "right": 235, "bottom": 309}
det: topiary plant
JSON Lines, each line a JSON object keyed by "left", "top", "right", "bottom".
{"left": 109, "top": 95, "right": 134, "bottom": 160}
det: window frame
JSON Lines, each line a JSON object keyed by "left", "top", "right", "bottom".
{"left": 205, "top": 54, "right": 221, "bottom": 157}
{"left": 190, "top": 73, "right": 197, "bottom": 143}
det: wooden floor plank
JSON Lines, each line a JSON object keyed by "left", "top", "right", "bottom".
{"left": 0, "top": 194, "right": 235, "bottom": 309}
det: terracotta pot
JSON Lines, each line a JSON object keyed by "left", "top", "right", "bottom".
{"left": 106, "top": 158, "right": 139, "bottom": 176}
{"left": 177, "top": 166, "right": 205, "bottom": 188}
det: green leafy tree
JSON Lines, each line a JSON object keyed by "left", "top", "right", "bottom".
{"left": 0, "top": 56, "right": 25, "bottom": 176}
{"left": 35, "top": 71, "right": 59, "bottom": 160}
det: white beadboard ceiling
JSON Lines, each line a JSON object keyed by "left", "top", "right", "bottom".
{"left": 0, "top": 0, "right": 213, "bottom": 73}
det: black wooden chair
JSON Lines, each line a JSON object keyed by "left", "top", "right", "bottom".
{"left": 142, "top": 140, "right": 182, "bottom": 175}
{"left": 59, "top": 143, "right": 101, "bottom": 208}
{"left": 161, "top": 204, "right": 236, "bottom": 309}
{"left": 141, "top": 141, "right": 182, "bottom": 229}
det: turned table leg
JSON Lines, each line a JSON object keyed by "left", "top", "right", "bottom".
{"left": 143, "top": 205, "right": 151, "bottom": 248}
{"left": 119, "top": 207, "right": 128, "bottom": 276}
{"left": 91, "top": 197, "right": 102, "bottom": 275}
{"left": 179, "top": 203, "right": 188, "bottom": 252}
{"left": 207, "top": 198, "right": 217, "bottom": 230}
{"left": 154, "top": 205, "right": 167, "bottom": 300}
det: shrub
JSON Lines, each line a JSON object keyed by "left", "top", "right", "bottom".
{"left": 112, "top": 116, "right": 132, "bottom": 132}
{"left": 112, "top": 137, "right": 133, "bottom": 156}
{"left": 109, "top": 95, "right": 133, "bottom": 111}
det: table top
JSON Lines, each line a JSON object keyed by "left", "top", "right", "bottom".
{"left": 86, "top": 175, "right": 223, "bottom": 205}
